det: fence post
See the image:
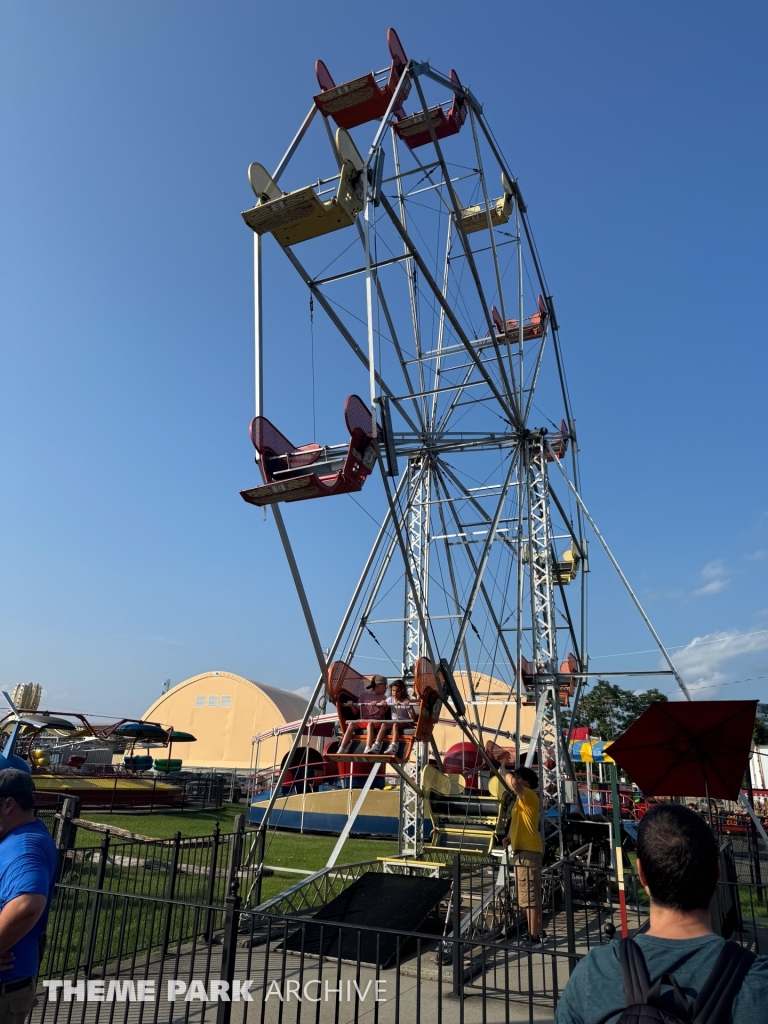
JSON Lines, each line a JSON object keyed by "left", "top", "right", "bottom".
{"left": 226, "top": 815, "right": 245, "bottom": 897}
{"left": 55, "top": 796, "right": 81, "bottom": 881}
{"left": 84, "top": 832, "right": 110, "bottom": 976}
{"left": 609, "top": 763, "right": 629, "bottom": 937}
{"left": 203, "top": 823, "right": 221, "bottom": 942}
{"left": 160, "top": 832, "right": 181, "bottom": 957}
{"left": 249, "top": 830, "right": 265, "bottom": 909}
{"left": 110, "top": 775, "right": 117, "bottom": 814}
{"left": 452, "top": 853, "right": 461, "bottom": 997}
{"left": 215, "top": 881, "right": 241, "bottom": 1024}
{"left": 562, "top": 856, "right": 577, "bottom": 973}
{"left": 745, "top": 762, "right": 763, "bottom": 900}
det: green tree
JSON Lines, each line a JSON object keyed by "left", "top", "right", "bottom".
{"left": 573, "top": 679, "right": 669, "bottom": 738}
{"left": 754, "top": 717, "right": 768, "bottom": 746}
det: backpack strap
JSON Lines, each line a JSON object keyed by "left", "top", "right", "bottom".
{"left": 620, "top": 938, "right": 651, "bottom": 1005}
{"left": 691, "top": 941, "right": 756, "bottom": 1024}
{"left": 647, "top": 973, "right": 691, "bottom": 1020}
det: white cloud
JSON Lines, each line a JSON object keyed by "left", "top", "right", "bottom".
{"left": 693, "top": 560, "right": 729, "bottom": 597}
{"left": 671, "top": 628, "right": 768, "bottom": 695}
{"left": 292, "top": 686, "right": 313, "bottom": 700}
{"left": 746, "top": 549, "right": 768, "bottom": 562}
{"left": 291, "top": 686, "right": 323, "bottom": 709}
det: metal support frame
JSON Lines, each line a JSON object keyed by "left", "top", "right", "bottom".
{"left": 398, "top": 455, "right": 430, "bottom": 855}
{"left": 243, "top": 57, "right": 690, "bottom": 884}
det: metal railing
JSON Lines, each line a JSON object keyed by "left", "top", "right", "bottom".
{"left": 34, "top": 884, "right": 585, "bottom": 1024}
{"left": 59, "top": 825, "right": 249, "bottom": 910}
{"left": 32, "top": 850, "right": 767, "bottom": 1024}
{"left": 33, "top": 775, "right": 226, "bottom": 813}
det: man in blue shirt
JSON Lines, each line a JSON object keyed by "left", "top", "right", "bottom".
{"left": 555, "top": 804, "right": 768, "bottom": 1024}
{"left": 0, "top": 769, "right": 58, "bottom": 1023}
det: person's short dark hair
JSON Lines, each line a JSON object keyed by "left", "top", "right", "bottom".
{"left": 514, "top": 766, "right": 539, "bottom": 789}
{"left": 637, "top": 803, "right": 718, "bottom": 911}
{"left": 0, "top": 769, "right": 35, "bottom": 811}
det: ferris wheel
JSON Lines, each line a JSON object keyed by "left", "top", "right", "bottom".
{"left": 239, "top": 29, "right": 690, "bottom": 861}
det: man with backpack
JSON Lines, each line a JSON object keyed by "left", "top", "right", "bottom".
{"left": 555, "top": 803, "right": 766, "bottom": 1024}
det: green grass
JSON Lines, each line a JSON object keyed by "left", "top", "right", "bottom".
{"left": 79, "top": 803, "right": 248, "bottom": 840}
{"left": 256, "top": 834, "right": 398, "bottom": 904}
{"left": 78, "top": 807, "right": 398, "bottom": 904}
{"left": 79, "top": 806, "right": 397, "bottom": 867}
{"left": 260, "top": 832, "right": 398, "bottom": 871}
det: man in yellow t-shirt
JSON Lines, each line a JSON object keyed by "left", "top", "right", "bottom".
{"left": 502, "top": 766, "right": 546, "bottom": 947}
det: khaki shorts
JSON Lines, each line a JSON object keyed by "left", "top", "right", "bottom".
{"left": 514, "top": 850, "right": 543, "bottom": 909}
{"left": 0, "top": 978, "right": 36, "bottom": 1024}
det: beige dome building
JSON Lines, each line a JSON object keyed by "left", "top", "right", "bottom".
{"left": 431, "top": 671, "right": 538, "bottom": 755}
{"left": 143, "top": 671, "right": 309, "bottom": 770}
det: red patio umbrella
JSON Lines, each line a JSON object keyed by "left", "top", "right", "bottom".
{"left": 607, "top": 700, "right": 757, "bottom": 801}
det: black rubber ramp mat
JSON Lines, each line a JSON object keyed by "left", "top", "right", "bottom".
{"left": 282, "top": 871, "right": 452, "bottom": 966}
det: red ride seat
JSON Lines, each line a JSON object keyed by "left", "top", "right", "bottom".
{"left": 491, "top": 294, "right": 549, "bottom": 344}
{"left": 558, "top": 653, "right": 579, "bottom": 704}
{"left": 240, "top": 395, "right": 378, "bottom": 508}
{"left": 519, "top": 656, "right": 537, "bottom": 704}
{"left": 393, "top": 70, "right": 467, "bottom": 149}
{"left": 547, "top": 419, "right": 569, "bottom": 461}
{"left": 324, "top": 658, "right": 441, "bottom": 764}
{"left": 314, "top": 28, "right": 411, "bottom": 130}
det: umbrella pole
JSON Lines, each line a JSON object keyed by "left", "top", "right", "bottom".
{"left": 609, "top": 764, "right": 629, "bottom": 938}
{"left": 704, "top": 776, "right": 714, "bottom": 829}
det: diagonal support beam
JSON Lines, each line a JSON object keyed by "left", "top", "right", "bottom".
{"left": 379, "top": 195, "right": 518, "bottom": 428}
{"left": 279, "top": 245, "right": 421, "bottom": 435}
{"left": 549, "top": 450, "right": 691, "bottom": 700}
{"left": 448, "top": 455, "right": 517, "bottom": 671}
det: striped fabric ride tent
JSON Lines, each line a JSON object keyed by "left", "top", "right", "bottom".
{"left": 569, "top": 739, "right": 614, "bottom": 763}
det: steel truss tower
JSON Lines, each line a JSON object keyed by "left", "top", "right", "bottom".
{"left": 400, "top": 455, "right": 430, "bottom": 854}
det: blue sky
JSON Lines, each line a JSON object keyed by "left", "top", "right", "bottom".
{"left": 1, "top": 2, "right": 766, "bottom": 720}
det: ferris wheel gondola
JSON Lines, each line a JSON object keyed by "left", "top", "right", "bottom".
{"left": 240, "top": 395, "right": 378, "bottom": 507}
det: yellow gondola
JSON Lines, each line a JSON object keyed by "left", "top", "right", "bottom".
{"left": 241, "top": 129, "right": 365, "bottom": 247}
{"left": 459, "top": 173, "right": 514, "bottom": 235}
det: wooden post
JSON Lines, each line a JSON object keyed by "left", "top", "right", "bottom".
{"left": 609, "top": 764, "right": 628, "bottom": 937}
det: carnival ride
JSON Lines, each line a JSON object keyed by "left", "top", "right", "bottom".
{"left": 238, "top": 29, "right": 706, "bottom": 931}
{"left": 0, "top": 692, "right": 196, "bottom": 806}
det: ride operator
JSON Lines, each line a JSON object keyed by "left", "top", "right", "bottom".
{"left": 503, "top": 766, "right": 547, "bottom": 948}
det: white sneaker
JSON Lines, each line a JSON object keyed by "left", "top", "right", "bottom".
{"left": 364, "top": 745, "right": 374, "bottom": 753}
{"left": 385, "top": 743, "right": 398, "bottom": 755}
{"left": 370, "top": 742, "right": 383, "bottom": 754}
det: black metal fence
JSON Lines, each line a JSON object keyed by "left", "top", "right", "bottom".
{"left": 59, "top": 825, "right": 254, "bottom": 909}
{"left": 34, "top": 887, "right": 584, "bottom": 1024}
{"left": 30, "top": 835, "right": 768, "bottom": 1024}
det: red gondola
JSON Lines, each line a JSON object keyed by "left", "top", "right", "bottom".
{"left": 393, "top": 70, "right": 467, "bottom": 150}
{"left": 520, "top": 653, "right": 579, "bottom": 706}
{"left": 314, "top": 29, "right": 411, "bottom": 130}
{"left": 547, "top": 420, "right": 570, "bottom": 461}
{"left": 491, "top": 294, "right": 549, "bottom": 344}
{"left": 240, "top": 395, "right": 378, "bottom": 508}
{"left": 324, "top": 657, "right": 441, "bottom": 765}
